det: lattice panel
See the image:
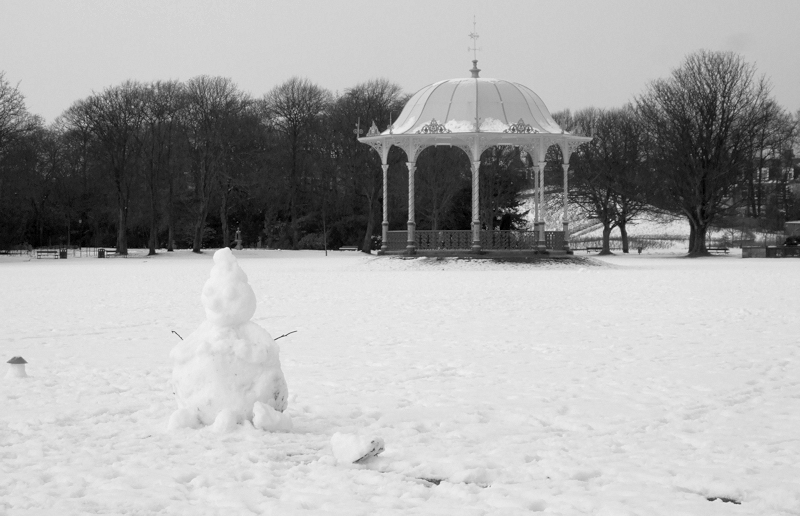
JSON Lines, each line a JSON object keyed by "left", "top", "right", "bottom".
{"left": 546, "top": 231, "right": 565, "bottom": 249}
{"left": 415, "top": 231, "right": 473, "bottom": 250}
{"left": 385, "top": 231, "right": 409, "bottom": 251}
{"left": 386, "top": 230, "right": 565, "bottom": 251}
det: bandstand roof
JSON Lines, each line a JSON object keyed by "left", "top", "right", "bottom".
{"left": 357, "top": 62, "right": 591, "bottom": 164}
{"left": 387, "top": 77, "right": 563, "bottom": 135}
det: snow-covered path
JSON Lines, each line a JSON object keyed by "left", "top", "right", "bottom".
{"left": 2, "top": 251, "right": 799, "bottom": 515}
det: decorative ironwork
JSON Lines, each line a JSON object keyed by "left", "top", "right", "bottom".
{"left": 452, "top": 144, "right": 474, "bottom": 162}
{"left": 559, "top": 139, "right": 584, "bottom": 161}
{"left": 383, "top": 230, "right": 565, "bottom": 251}
{"left": 504, "top": 119, "right": 538, "bottom": 134}
{"left": 366, "top": 121, "right": 381, "bottom": 137}
{"left": 353, "top": 118, "right": 364, "bottom": 137}
{"left": 365, "top": 139, "right": 384, "bottom": 158}
{"left": 401, "top": 138, "right": 429, "bottom": 162}
{"left": 417, "top": 118, "right": 451, "bottom": 134}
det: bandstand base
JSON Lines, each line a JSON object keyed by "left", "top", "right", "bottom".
{"left": 378, "top": 249, "right": 574, "bottom": 260}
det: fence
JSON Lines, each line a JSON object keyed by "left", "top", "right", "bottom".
{"left": 385, "top": 230, "right": 565, "bottom": 251}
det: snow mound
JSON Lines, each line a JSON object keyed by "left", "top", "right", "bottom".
{"left": 169, "top": 248, "right": 289, "bottom": 430}
{"left": 330, "top": 433, "right": 385, "bottom": 464}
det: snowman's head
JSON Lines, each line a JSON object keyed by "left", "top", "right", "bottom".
{"left": 201, "top": 248, "right": 257, "bottom": 327}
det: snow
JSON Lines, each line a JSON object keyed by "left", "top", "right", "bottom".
{"left": 479, "top": 117, "right": 508, "bottom": 132}
{"left": 330, "top": 433, "right": 385, "bottom": 464}
{"left": 386, "top": 115, "right": 416, "bottom": 135}
{"left": 2, "top": 250, "right": 799, "bottom": 515}
{"left": 445, "top": 119, "right": 477, "bottom": 133}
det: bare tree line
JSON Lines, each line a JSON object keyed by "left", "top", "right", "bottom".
{"left": 556, "top": 50, "right": 798, "bottom": 256}
{"left": 1, "top": 50, "right": 798, "bottom": 257}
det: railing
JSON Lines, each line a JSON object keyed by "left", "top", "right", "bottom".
{"left": 385, "top": 230, "right": 565, "bottom": 251}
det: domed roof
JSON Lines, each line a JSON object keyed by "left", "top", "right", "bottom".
{"left": 386, "top": 77, "right": 564, "bottom": 135}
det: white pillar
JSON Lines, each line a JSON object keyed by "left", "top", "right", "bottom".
{"left": 532, "top": 165, "right": 539, "bottom": 226}
{"left": 381, "top": 164, "right": 389, "bottom": 253}
{"left": 471, "top": 160, "right": 481, "bottom": 252}
{"left": 537, "top": 161, "right": 547, "bottom": 250}
{"left": 406, "top": 162, "right": 416, "bottom": 254}
{"left": 562, "top": 163, "right": 570, "bottom": 251}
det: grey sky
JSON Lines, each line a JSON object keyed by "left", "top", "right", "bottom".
{"left": 2, "top": 0, "right": 798, "bottom": 124}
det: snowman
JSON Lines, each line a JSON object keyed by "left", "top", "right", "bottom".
{"left": 168, "top": 247, "right": 291, "bottom": 432}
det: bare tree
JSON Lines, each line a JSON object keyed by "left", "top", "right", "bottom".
{"left": 326, "top": 79, "right": 406, "bottom": 252}
{"left": 636, "top": 50, "right": 772, "bottom": 256}
{"left": 417, "top": 146, "right": 469, "bottom": 231}
{"left": 140, "top": 80, "right": 183, "bottom": 255}
{"left": 62, "top": 82, "right": 146, "bottom": 255}
{"left": 182, "top": 76, "right": 248, "bottom": 253}
{"left": 265, "top": 77, "right": 331, "bottom": 249}
{"left": 0, "top": 72, "right": 36, "bottom": 207}
{"left": 558, "top": 107, "right": 649, "bottom": 254}
{"left": 0, "top": 72, "right": 32, "bottom": 154}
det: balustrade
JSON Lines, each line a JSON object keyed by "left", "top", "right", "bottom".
{"left": 385, "top": 230, "right": 565, "bottom": 251}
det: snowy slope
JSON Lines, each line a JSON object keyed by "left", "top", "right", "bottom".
{"left": 1, "top": 250, "right": 799, "bottom": 515}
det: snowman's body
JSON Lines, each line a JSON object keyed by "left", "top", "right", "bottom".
{"left": 169, "top": 248, "right": 289, "bottom": 430}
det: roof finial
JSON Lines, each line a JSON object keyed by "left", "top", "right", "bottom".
{"left": 468, "top": 16, "right": 481, "bottom": 78}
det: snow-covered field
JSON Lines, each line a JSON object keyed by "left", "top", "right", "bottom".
{"left": 2, "top": 250, "right": 799, "bottom": 515}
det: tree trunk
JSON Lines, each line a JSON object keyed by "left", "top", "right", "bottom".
{"left": 290, "top": 141, "right": 299, "bottom": 250}
{"left": 619, "top": 221, "right": 629, "bottom": 253}
{"left": 116, "top": 204, "right": 128, "bottom": 255}
{"left": 600, "top": 223, "right": 613, "bottom": 255}
{"left": 220, "top": 188, "right": 229, "bottom": 248}
{"left": 167, "top": 177, "right": 174, "bottom": 252}
{"left": 687, "top": 217, "right": 710, "bottom": 256}
{"left": 148, "top": 213, "right": 156, "bottom": 256}
{"left": 148, "top": 178, "right": 157, "bottom": 256}
{"left": 166, "top": 136, "right": 175, "bottom": 252}
{"left": 192, "top": 200, "right": 209, "bottom": 253}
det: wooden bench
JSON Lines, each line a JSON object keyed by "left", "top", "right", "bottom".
{"left": 338, "top": 246, "right": 358, "bottom": 251}
{"left": 707, "top": 247, "right": 729, "bottom": 254}
{"left": 98, "top": 248, "right": 117, "bottom": 258}
{"left": 586, "top": 246, "right": 603, "bottom": 253}
{"left": 36, "top": 250, "right": 59, "bottom": 259}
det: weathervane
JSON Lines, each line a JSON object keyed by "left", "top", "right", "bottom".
{"left": 468, "top": 16, "right": 481, "bottom": 79}
{"left": 468, "top": 16, "right": 481, "bottom": 62}
{"left": 469, "top": 16, "right": 482, "bottom": 131}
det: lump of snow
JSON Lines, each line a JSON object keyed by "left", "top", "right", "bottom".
{"left": 479, "top": 118, "right": 509, "bottom": 132}
{"left": 167, "top": 407, "right": 201, "bottom": 431}
{"left": 169, "top": 248, "right": 290, "bottom": 431}
{"left": 253, "top": 401, "right": 292, "bottom": 432}
{"left": 445, "top": 119, "right": 477, "bottom": 133}
{"left": 330, "top": 432, "right": 385, "bottom": 464}
{"left": 211, "top": 409, "right": 238, "bottom": 433}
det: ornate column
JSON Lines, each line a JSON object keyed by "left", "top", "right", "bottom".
{"left": 380, "top": 164, "right": 389, "bottom": 253}
{"left": 471, "top": 160, "right": 481, "bottom": 252}
{"left": 532, "top": 164, "right": 539, "bottom": 231}
{"left": 537, "top": 161, "right": 547, "bottom": 251}
{"left": 406, "top": 162, "right": 416, "bottom": 254}
{"left": 562, "top": 163, "right": 570, "bottom": 252}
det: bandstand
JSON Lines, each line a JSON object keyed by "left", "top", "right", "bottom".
{"left": 358, "top": 58, "right": 591, "bottom": 255}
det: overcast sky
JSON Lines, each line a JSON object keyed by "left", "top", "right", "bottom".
{"left": 2, "top": 0, "right": 799, "bottom": 124}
